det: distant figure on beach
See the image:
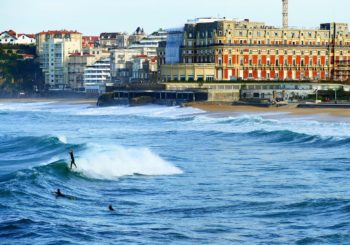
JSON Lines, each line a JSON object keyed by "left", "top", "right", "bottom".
{"left": 108, "top": 204, "right": 115, "bottom": 211}
{"left": 53, "top": 189, "right": 65, "bottom": 198}
{"left": 69, "top": 149, "right": 77, "bottom": 169}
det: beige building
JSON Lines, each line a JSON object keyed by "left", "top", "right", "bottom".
{"left": 36, "top": 30, "right": 82, "bottom": 56}
{"left": 37, "top": 30, "right": 82, "bottom": 88}
{"left": 68, "top": 53, "right": 96, "bottom": 90}
{"left": 83, "top": 47, "right": 110, "bottom": 61}
{"left": 161, "top": 63, "right": 215, "bottom": 82}
{"left": 159, "top": 18, "right": 350, "bottom": 82}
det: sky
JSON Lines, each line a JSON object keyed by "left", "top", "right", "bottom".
{"left": 1, "top": 0, "right": 349, "bottom": 35}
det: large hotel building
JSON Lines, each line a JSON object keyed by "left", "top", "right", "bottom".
{"left": 159, "top": 18, "right": 350, "bottom": 82}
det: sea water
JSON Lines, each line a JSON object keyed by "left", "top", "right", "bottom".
{"left": 0, "top": 102, "right": 350, "bottom": 244}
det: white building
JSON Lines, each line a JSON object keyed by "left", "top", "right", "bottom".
{"left": 0, "top": 31, "right": 17, "bottom": 44}
{"left": 16, "top": 34, "right": 35, "bottom": 45}
{"left": 128, "top": 29, "right": 167, "bottom": 57}
{"left": 110, "top": 48, "right": 142, "bottom": 77}
{"left": 39, "top": 30, "right": 82, "bottom": 89}
{"left": 42, "top": 38, "right": 81, "bottom": 89}
{"left": 84, "top": 58, "right": 111, "bottom": 94}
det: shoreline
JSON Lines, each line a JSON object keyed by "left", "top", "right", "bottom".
{"left": 0, "top": 97, "right": 97, "bottom": 105}
{"left": 2, "top": 98, "right": 350, "bottom": 118}
{"left": 187, "top": 102, "right": 350, "bottom": 118}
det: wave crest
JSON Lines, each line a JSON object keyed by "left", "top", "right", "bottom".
{"left": 74, "top": 145, "right": 183, "bottom": 179}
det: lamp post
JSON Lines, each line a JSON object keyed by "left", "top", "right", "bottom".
{"left": 335, "top": 89, "right": 337, "bottom": 104}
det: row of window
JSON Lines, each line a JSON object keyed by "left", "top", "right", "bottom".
{"left": 217, "top": 58, "right": 329, "bottom": 66}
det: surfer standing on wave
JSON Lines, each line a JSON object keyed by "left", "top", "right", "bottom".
{"left": 69, "top": 149, "right": 77, "bottom": 169}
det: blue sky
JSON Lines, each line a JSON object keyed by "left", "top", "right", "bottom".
{"left": 1, "top": 0, "right": 349, "bottom": 35}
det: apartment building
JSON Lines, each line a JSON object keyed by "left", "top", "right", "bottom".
{"left": 159, "top": 18, "right": 350, "bottom": 82}
{"left": 100, "top": 32, "right": 129, "bottom": 48}
{"left": 37, "top": 30, "right": 82, "bottom": 88}
{"left": 83, "top": 58, "right": 111, "bottom": 94}
{"left": 68, "top": 53, "right": 96, "bottom": 90}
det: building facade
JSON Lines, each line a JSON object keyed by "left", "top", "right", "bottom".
{"left": 38, "top": 31, "right": 82, "bottom": 88}
{"left": 159, "top": 18, "right": 350, "bottom": 82}
{"left": 110, "top": 48, "right": 142, "bottom": 81}
{"left": 0, "top": 31, "right": 17, "bottom": 44}
{"left": 68, "top": 53, "right": 96, "bottom": 90}
{"left": 84, "top": 58, "right": 111, "bottom": 94}
{"left": 100, "top": 32, "right": 129, "bottom": 48}
{"left": 16, "top": 34, "right": 35, "bottom": 45}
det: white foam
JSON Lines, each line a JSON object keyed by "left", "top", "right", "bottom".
{"left": 75, "top": 104, "right": 204, "bottom": 118}
{"left": 74, "top": 144, "right": 183, "bottom": 180}
{"left": 0, "top": 102, "right": 56, "bottom": 112}
{"left": 58, "top": 135, "right": 68, "bottom": 144}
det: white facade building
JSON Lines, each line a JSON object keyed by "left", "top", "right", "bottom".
{"left": 0, "top": 31, "right": 17, "bottom": 44}
{"left": 110, "top": 49, "right": 141, "bottom": 77}
{"left": 84, "top": 58, "right": 111, "bottom": 94}
{"left": 42, "top": 38, "right": 81, "bottom": 89}
{"left": 39, "top": 31, "right": 82, "bottom": 89}
{"left": 16, "top": 34, "right": 35, "bottom": 45}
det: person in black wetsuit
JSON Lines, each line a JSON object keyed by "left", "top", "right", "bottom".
{"left": 54, "top": 189, "right": 65, "bottom": 198}
{"left": 69, "top": 149, "right": 77, "bottom": 169}
{"left": 108, "top": 204, "right": 115, "bottom": 211}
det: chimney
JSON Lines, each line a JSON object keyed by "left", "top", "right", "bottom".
{"left": 282, "top": 0, "right": 288, "bottom": 28}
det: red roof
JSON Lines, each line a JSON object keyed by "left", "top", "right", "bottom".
{"left": 8, "top": 30, "right": 16, "bottom": 36}
{"left": 20, "top": 54, "right": 34, "bottom": 57}
{"left": 17, "top": 33, "right": 35, "bottom": 38}
{"left": 37, "top": 30, "right": 81, "bottom": 35}
{"left": 134, "top": 54, "right": 148, "bottom": 58}
{"left": 83, "top": 36, "right": 99, "bottom": 41}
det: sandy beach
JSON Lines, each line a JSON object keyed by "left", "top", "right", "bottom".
{"left": 188, "top": 102, "right": 350, "bottom": 117}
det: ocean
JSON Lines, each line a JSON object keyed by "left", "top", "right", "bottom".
{"left": 0, "top": 101, "right": 350, "bottom": 244}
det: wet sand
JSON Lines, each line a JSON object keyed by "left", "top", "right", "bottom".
{"left": 188, "top": 102, "right": 350, "bottom": 117}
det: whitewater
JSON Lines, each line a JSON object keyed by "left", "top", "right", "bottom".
{"left": 1, "top": 102, "right": 350, "bottom": 244}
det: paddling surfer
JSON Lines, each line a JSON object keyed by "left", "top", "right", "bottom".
{"left": 108, "top": 204, "right": 115, "bottom": 211}
{"left": 69, "top": 149, "right": 77, "bottom": 169}
{"left": 53, "top": 189, "right": 65, "bottom": 198}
